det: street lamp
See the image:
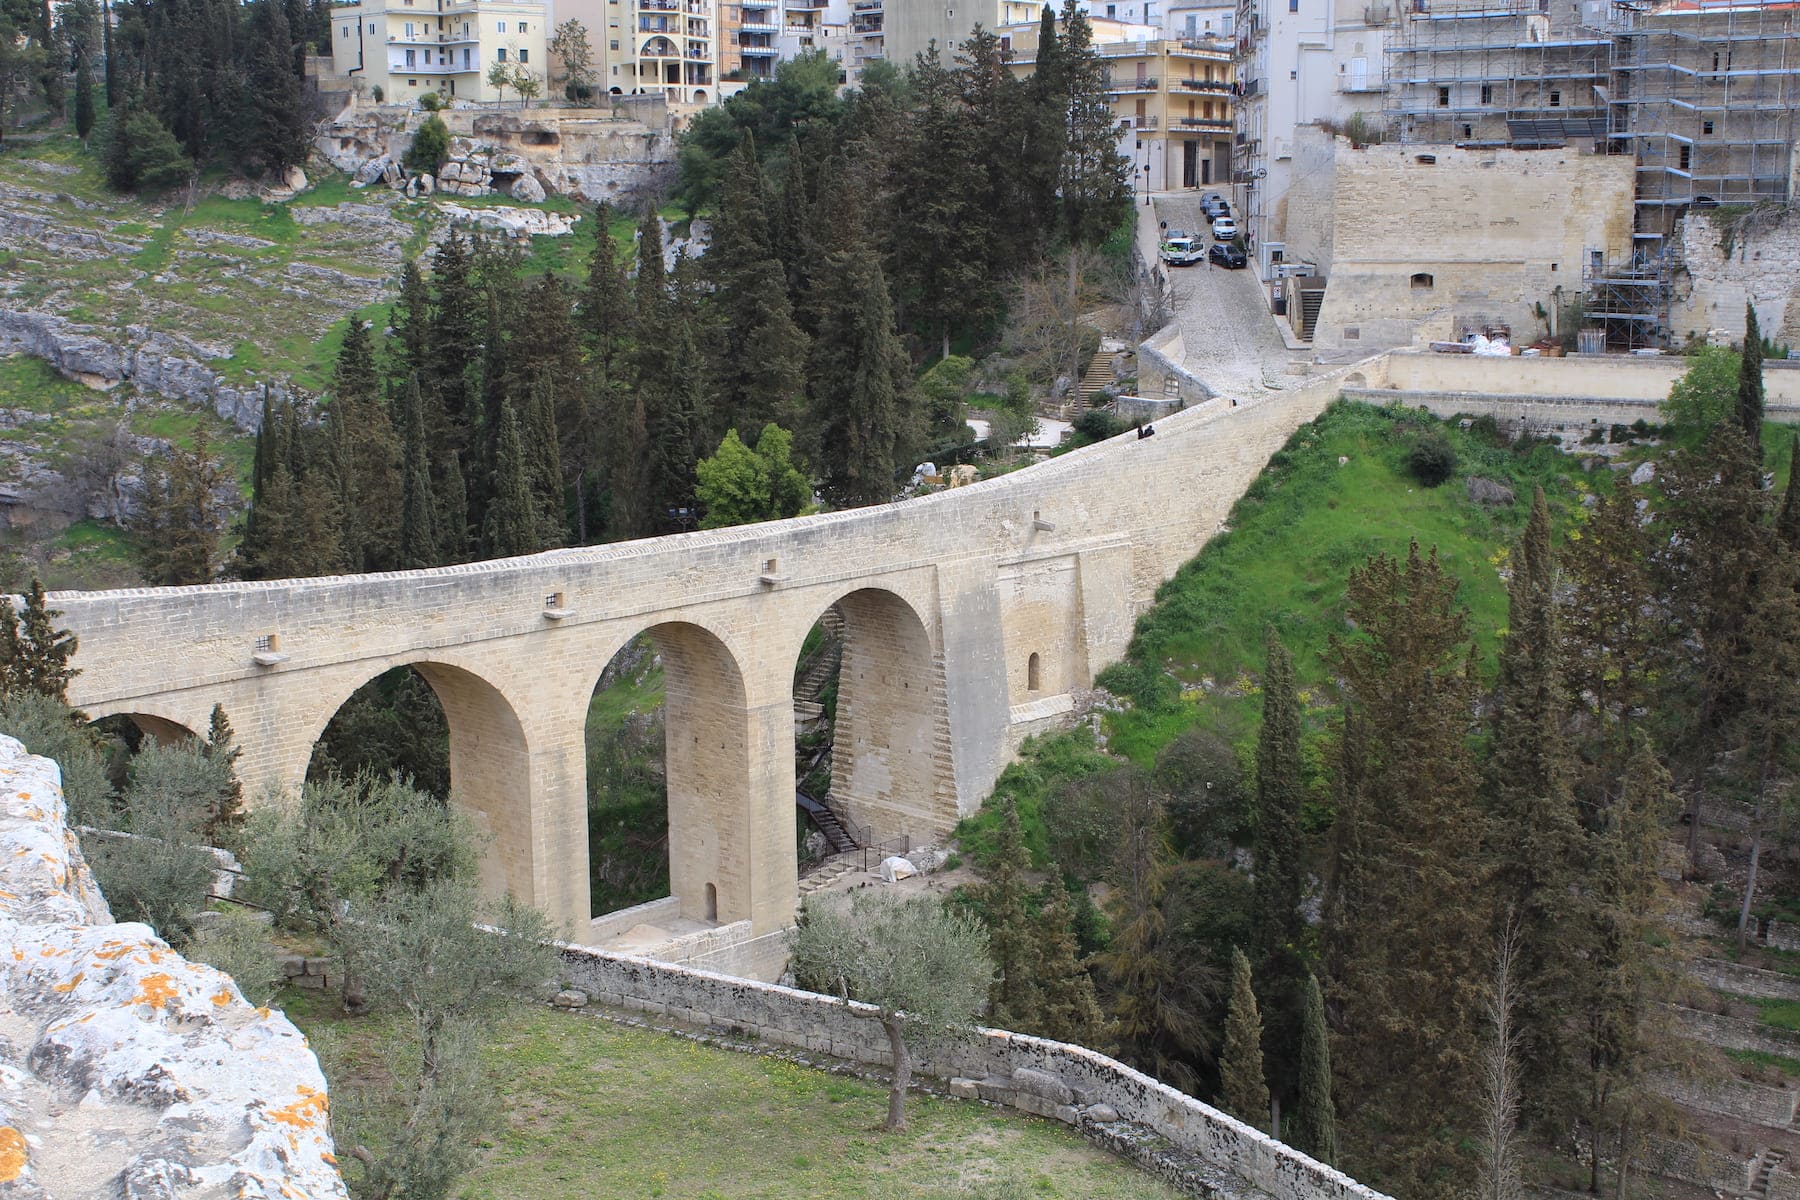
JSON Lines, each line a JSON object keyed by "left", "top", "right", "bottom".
{"left": 1143, "top": 160, "right": 1152, "bottom": 205}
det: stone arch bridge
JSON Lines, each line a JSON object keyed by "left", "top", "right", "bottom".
{"left": 55, "top": 375, "right": 1343, "bottom": 963}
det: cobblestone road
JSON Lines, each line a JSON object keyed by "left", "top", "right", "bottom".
{"left": 1148, "top": 193, "right": 1302, "bottom": 400}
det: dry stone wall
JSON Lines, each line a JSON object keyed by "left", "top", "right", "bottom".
{"left": 0, "top": 735, "right": 346, "bottom": 1199}
{"left": 557, "top": 943, "right": 1393, "bottom": 1200}
{"left": 1673, "top": 209, "right": 1800, "bottom": 347}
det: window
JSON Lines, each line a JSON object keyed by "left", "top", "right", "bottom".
{"left": 1105, "top": 3, "right": 1115, "bottom": 13}
{"left": 1462, "top": 123, "right": 1472, "bottom": 138}
{"left": 1027, "top": 653, "right": 1042, "bottom": 691}
{"left": 519, "top": 48, "right": 529, "bottom": 61}
{"left": 1289, "top": 0, "right": 1297, "bottom": 10}
{"left": 463, "top": 47, "right": 471, "bottom": 66}
{"left": 1437, "top": 85, "right": 1449, "bottom": 107}
{"left": 519, "top": 20, "right": 528, "bottom": 31}
{"left": 496, "top": 47, "right": 507, "bottom": 60}
{"left": 405, "top": 47, "right": 416, "bottom": 65}
{"left": 1678, "top": 143, "right": 1691, "bottom": 170}
{"left": 610, "top": 38, "right": 620, "bottom": 49}
{"left": 1410, "top": 272, "right": 1434, "bottom": 289}
{"left": 1703, "top": 119, "right": 1714, "bottom": 135}
{"left": 341, "top": 25, "right": 349, "bottom": 37}
{"left": 368, "top": 21, "right": 376, "bottom": 33}
{"left": 1548, "top": 89, "right": 1561, "bottom": 106}
{"left": 1480, "top": 83, "right": 1492, "bottom": 103}
{"left": 408, "top": 78, "right": 417, "bottom": 85}
{"left": 403, "top": 20, "right": 414, "bottom": 35}
{"left": 497, "top": 20, "right": 507, "bottom": 32}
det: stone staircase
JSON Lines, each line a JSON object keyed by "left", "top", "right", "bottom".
{"left": 796, "top": 852, "right": 861, "bottom": 901}
{"left": 1754, "top": 1148, "right": 1787, "bottom": 1199}
{"left": 1074, "top": 352, "right": 1116, "bottom": 411}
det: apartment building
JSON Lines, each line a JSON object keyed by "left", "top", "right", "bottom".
{"left": 555, "top": 0, "right": 720, "bottom": 106}
{"left": 1229, "top": 0, "right": 1391, "bottom": 252}
{"left": 1004, "top": 16, "right": 1236, "bottom": 191}
{"left": 882, "top": 0, "right": 1042, "bottom": 69}
{"left": 780, "top": 0, "right": 850, "bottom": 69}
{"left": 332, "top": 0, "right": 549, "bottom": 103}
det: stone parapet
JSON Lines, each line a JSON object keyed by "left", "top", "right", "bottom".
{"left": 0, "top": 735, "right": 346, "bottom": 1199}
{"left": 557, "top": 942, "right": 1394, "bottom": 1200}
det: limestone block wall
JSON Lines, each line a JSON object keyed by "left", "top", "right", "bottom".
{"left": 1287, "top": 139, "right": 1635, "bottom": 351}
{"left": 1639, "top": 1133, "right": 1757, "bottom": 1194}
{"left": 1673, "top": 1005, "right": 1800, "bottom": 1060}
{"left": 1689, "top": 958, "right": 1800, "bottom": 1004}
{"left": 556, "top": 944, "right": 1393, "bottom": 1200}
{"left": 1673, "top": 209, "right": 1800, "bottom": 347}
{"left": 1655, "top": 1072, "right": 1799, "bottom": 1128}
{"left": 0, "top": 735, "right": 345, "bottom": 1199}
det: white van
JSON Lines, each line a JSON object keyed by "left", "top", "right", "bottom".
{"left": 1160, "top": 233, "right": 1204, "bottom": 266}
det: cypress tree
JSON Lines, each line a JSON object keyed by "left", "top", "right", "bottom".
{"left": 809, "top": 250, "right": 914, "bottom": 508}
{"left": 389, "top": 260, "right": 432, "bottom": 389}
{"left": 1486, "top": 487, "right": 1583, "bottom": 1121}
{"left": 1252, "top": 627, "right": 1305, "bottom": 963}
{"left": 200, "top": 702, "right": 245, "bottom": 843}
{"left": 327, "top": 318, "right": 401, "bottom": 571}
{"left": 1034, "top": 876, "right": 1107, "bottom": 1047}
{"left": 1220, "top": 947, "right": 1271, "bottom": 1130}
{"left": 975, "top": 793, "right": 1038, "bottom": 1028}
{"left": 1778, "top": 434, "right": 1800, "bottom": 550}
{"left": 437, "top": 448, "right": 469, "bottom": 563}
{"left": 1, "top": 579, "right": 78, "bottom": 701}
{"left": 477, "top": 287, "right": 510, "bottom": 495}
{"left": 1290, "top": 974, "right": 1335, "bottom": 1164}
{"left": 133, "top": 427, "right": 228, "bottom": 586}
{"left": 241, "top": 0, "right": 305, "bottom": 174}
{"left": 74, "top": 53, "right": 95, "bottom": 140}
{"left": 482, "top": 402, "right": 537, "bottom": 558}
{"left": 1732, "top": 551, "right": 1800, "bottom": 951}
{"left": 427, "top": 230, "right": 480, "bottom": 440}
{"left": 1021, "top": 3, "right": 1066, "bottom": 240}
{"left": 525, "top": 378, "right": 565, "bottom": 547}
{"left": 102, "top": 0, "right": 114, "bottom": 106}
{"left": 1322, "top": 542, "right": 1487, "bottom": 1193}
{"left": 1739, "top": 302, "right": 1766, "bottom": 446}
{"left": 579, "top": 202, "right": 632, "bottom": 376}
{"left": 397, "top": 377, "right": 438, "bottom": 569}
{"left": 647, "top": 317, "right": 704, "bottom": 529}
{"left": 1056, "top": 0, "right": 1132, "bottom": 247}
{"left": 1561, "top": 478, "right": 1658, "bottom": 774}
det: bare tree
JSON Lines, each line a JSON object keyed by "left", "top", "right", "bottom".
{"left": 1475, "top": 912, "right": 1525, "bottom": 1200}
{"left": 788, "top": 891, "right": 991, "bottom": 1131}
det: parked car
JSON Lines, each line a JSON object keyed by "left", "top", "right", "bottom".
{"left": 1210, "top": 215, "right": 1238, "bottom": 241}
{"left": 1208, "top": 242, "right": 1248, "bottom": 269}
{"left": 1159, "top": 234, "right": 1204, "bottom": 266}
{"left": 1200, "top": 192, "right": 1231, "bottom": 219}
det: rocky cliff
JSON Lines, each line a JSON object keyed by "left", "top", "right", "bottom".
{"left": 0, "top": 734, "right": 347, "bottom": 1199}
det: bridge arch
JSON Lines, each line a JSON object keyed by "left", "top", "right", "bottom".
{"left": 85, "top": 706, "right": 202, "bottom": 750}
{"left": 580, "top": 618, "right": 754, "bottom": 928}
{"left": 787, "top": 585, "right": 955, "bottom": 846}
{"left": 299, "top": 655, "right": 538, "bottom": 908}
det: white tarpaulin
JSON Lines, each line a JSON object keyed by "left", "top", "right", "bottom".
{"left": 878, "top": 856, "right": 918, "bottom": 883}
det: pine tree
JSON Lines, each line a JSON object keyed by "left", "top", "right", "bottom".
{"left": 437, "top": 449, "right": 469, "bottom": 563}
{"left": 1252, "top": 627, "right": 1305, "bottom": 963}
{"left": 1290, "top": 973, "right": 1335, "bottom": 1164}
{"left": 975, "top": 793, "right": 1038, "bottom": 1028}
{"left": 482, "top": 402, "right": 538, "bottom": 558}
{"left": 1739, "top": 302, "right": 1766, "bottom": 445}
{"left": 1034, "top": 876, "right": 1107, "bottom": 1047}
{"left": 1220, "top": 947, "right": 1271, "bottom": 1130}
{"left": 0, "top": 579, "right": 78, "bottom": 700}
{"left": 241, "top": 0, "right": 305, "bottom": 175}
{"left": 809, "top": 250, "right": 914, "bottom": 508}
{"left": 892, "top": 43, "right": 986, "bottom": 358}
{"left": 397, "top": 377, "right": 439, "bottom": 569}
{"left": 1485, "top": 487, "right": 1584, "bottom": 1121}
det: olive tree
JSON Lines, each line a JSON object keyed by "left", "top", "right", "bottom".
{"left": 789, "top": 891, "right": 992, "bottom": 1131}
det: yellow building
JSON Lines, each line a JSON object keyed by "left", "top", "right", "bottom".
{"left": 331, "top": 0, "right": 549, "bottom": 103}
{"left": 1003, "top": 17, "right": 1235, "bottom": 192}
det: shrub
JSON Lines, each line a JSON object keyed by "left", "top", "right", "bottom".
{"left": 405, "top": 115, "right": 451, "bottom": 175}
{"left": 1406, "top": 431, "right": 1457, "bottom": 487}
{"left": 418, "top": 90, "right": 445, "bottom": 111}
{"left": 186, "top": 909, "right": 283, "bottom": 1005}
{"left": 1072, "top": 408, "right": 1127, "bottom": 445}
{"left": 0, "top": 691, "right": 116, "bottom": 827}
{"left": 371, "top": 84, "right": 384, "bottom": 102}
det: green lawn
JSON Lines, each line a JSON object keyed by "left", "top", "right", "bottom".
{"left": 286, "top": 993, "right": 1181, "bottom": 1200}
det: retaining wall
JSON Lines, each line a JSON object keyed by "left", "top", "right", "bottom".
{"left": 1691, "top": 958, "right": 1800, "bottom": 1004}
{"left": 1673, "top": 1005, "right": 1800, "bottom": 1059}
{"left": 1640, "top": 1132, "right": 1758, "bottom": 1194}
{"left": 556, "top": 943, "right": 1393, "bottom": 1200}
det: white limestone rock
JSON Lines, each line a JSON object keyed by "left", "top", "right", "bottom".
{"left": 438, "top": 202, "right": 579, "bottom": 239}
{"left": 0, "top": 735, "right": 348, "bottom": 1199}
{"left": 1631, "top": 460, "right": 1657, "bottom": 486}
{"left": 509, "top": 173, "right": 546, "bottom": 203}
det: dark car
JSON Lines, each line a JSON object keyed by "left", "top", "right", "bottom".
{"left": 1200, "top": 192, "right": 1231, "bottom": 219}
{"left": 1209, "top": 242, "right": 1247, "bottom": 269}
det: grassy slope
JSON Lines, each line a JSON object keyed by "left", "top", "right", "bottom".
{"left": 958, "top": 399, "right": 1605, "bottom": 861}
{"left": 286, "top": 992, "right": 1181, "bottom": 1200}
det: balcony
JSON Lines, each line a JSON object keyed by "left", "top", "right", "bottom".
{"left": 639, "top": 20, "right": 677, "bottom": 32}
{"left": 1178, "top": 115, "right": 1232, "bottom": 129}
{"left": 1337, "top": 75, "right": 1386, "bottom": 93}
{"left": 852, "top": 0, "right": 882, "bottom": 10}
{"left": 1179, "top": 78, "right": 1230, "bottom": 92}
{"left": 852, "top": 17, "right": 882, "bottom": 31}
{"left": 1129, "top": 115, "right": 1158, "bottom": 129}
{"left": 1109, "top": 76, "right": 1159, "bottom": 92}
{"left": 739, "top": 20, "right": 779, "bottom": 32}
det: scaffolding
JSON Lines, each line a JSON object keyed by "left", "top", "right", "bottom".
{"left": 1383, "top": 0, "right": 1800, "bottom": 345}
{"left": 1386, "top": 0, "right": 1615, "bottom": 146}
